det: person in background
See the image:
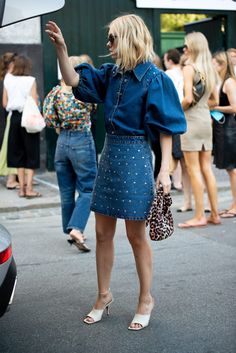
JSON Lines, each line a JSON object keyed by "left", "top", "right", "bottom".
{"left": 0, "top": 52, "right": 19, "bottom": 189}
{"left": 46, "top": 15, "right": 186, "bottom": 330}
{"left": 227, "top": 48, "right": 236, "bottom": 75}
{"left": 3, "top": 54, "right": 41, "bottom": 198}
{"left": 151, "top": 52, "right": 163, "bottom": 179}
{"left": 164, "top": 48, "right": 193, "bottom": 213}
{"left": 43, "top": 55, "right": 97, "bottom": 252}
{"left": 212, "top": 51, "right": 236, "bottom": 218}
{"left": 179, "top": 32, "right": 220, "bottom": 228}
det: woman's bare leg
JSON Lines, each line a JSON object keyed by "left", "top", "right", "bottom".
{"left": 182, "top": 151, "right": 206, "bottom": 223}
{"left": 172, "top": 160, "right": 182, "bottom": 190}
{"left": 85, "top": 213, "right": 116, "bottom": 323}
{"left": 25, "top": 168, "right": 34, "bottom": 193}
{"left": 227, "top": 168, "right": 236, "bottom": 211}
{"left": 125, "top": 220, "right": 153, "bottom": 329}
{"left": 17, "top": 168, "right": 25, "bottom": 196}
{"left": 199, "top": 150, "right": 219, "bottom": 221}
{"left": 179, "top": 157, "right": 192, "bottom": 210}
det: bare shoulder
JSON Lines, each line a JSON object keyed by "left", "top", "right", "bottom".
{"left": 223, "top": 77, "right": 236, "bottom": 92}
{"left": 182, "top": 64, "right": 194, "bottom": 77}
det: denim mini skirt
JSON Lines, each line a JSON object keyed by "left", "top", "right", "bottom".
{"left": 91, "top": 134, "right": 155, "bottom": 220}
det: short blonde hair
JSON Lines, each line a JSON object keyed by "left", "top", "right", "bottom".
{"left": 69, "top": 54, "right": 93, "bottom": 67}
{"left": 108, "top": 14, "right": 155, "bottom": 70}
{"left": 185, "top": 32, "right": 216, "bottom": 93}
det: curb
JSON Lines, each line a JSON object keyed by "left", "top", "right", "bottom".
{"left": 0, "top": 202, "right": 61, "bottom": 213}
{"left": 0, "top": 185, "right": 230, "bottom": 214}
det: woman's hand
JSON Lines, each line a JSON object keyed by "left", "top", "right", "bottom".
{"left": 156, "top": 170, "right": 171, "bottom": 194}
{"left": 45, "top": 21, "right": 66, "bottom": 48}
{"left": 45, "top": 21, "right": 80, "bottom": 87}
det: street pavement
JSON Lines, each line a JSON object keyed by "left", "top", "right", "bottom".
{"left": 0, "top": 167, "right": 235, "bottom": 353}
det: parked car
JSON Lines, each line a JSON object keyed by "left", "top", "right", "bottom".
{"left": 0, "top": 224, "right": 17, "bottom": 317}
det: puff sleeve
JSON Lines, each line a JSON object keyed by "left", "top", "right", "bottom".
{"left": 72, "top": 63, "right": 114, "bottom": 104}
{"left": 144, "top": 71, "right": 186, "bottom": 142}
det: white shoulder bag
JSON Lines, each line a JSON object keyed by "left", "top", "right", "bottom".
{"left": 21, "top": 96, "right": 46, "bottom": 133}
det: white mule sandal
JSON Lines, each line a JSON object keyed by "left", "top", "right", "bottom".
{"left": 128, "top": 313, "right": 151, "bottom": 331}
{"left": 83, "top": 291, "right": 113, "bottom": 325}
{"left": 128, "top": 298, "right": 154, "bottom": 331}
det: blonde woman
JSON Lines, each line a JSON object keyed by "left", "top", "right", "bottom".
{"left": 46, "top": 14, "right": 186, "bottom": 330}
{"left": 212, "top": 51, "right": 236, "bottom": 218}
{"left": 179, "top": 32, "right": 221, "bottom": 228}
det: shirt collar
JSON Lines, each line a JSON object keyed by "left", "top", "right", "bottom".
{"left": 133, "top": 61, "right": 152, "bottom": 81}
{"left": 112, "top": 61, "right": 152, "bottom": 81}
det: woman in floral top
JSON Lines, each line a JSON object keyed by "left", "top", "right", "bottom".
{"left": 43, "top": 55, "right": 97, "bottom": 252}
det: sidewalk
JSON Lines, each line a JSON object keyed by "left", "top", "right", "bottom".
{"left": 0, "top": 172, "right": 60, "bottom": 212}
{"left": 0, "top": 165, "right": 230, "bottom": 213}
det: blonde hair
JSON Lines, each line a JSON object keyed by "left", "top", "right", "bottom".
{"left": 108, "top": 14, "right": 155, "bottom": 70}
{"left": 227, "top": 48, "right": 236, "bottom": 55}
{"left": 69, "top": 54, "right": 93, "bottom": 68}
{"left": 212, "top": 51, "right": 236, "bottom": 81}
{"left": 184, "top": 32, "right": 216, "bottom": 92}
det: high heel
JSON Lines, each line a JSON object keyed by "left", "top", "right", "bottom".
{"left": 69, "top": 230, "right": 91, "bottom": 252}
{"left": 84, "top": 290, "right": 113, "bottom": 325}
{"left": 128, "top": 298, "right": 154, "bottom": 331}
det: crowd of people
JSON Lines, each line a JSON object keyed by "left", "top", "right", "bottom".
{"left": 0, "top": 13, "right": 235, "bottom": 330}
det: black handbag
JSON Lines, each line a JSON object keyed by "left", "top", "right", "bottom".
{"left": 146, "top": 186, "right": 174, "bottom": 241}
{"left": 191, "top": 68, "right": 206, "bottom": 107}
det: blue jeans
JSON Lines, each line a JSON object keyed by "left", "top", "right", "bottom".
{"left": 54, "top": 130, "right": 97, "bottom": 234}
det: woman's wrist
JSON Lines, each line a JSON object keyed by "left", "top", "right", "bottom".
{"left": 159, "top": 167, "right": 170, "bottom": 173}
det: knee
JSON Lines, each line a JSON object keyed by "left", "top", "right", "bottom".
{"left": 96, "top": 227, "right": 114, "bottom": 243}
{"left": 201, "top": 162, "right": 212, "bottom": 176}
{"left": 127, "top": 232, "right": 145, "bottom": 248}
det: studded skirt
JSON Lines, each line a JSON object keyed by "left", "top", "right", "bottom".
{"left": 90, "top": 134, "right": 155, "bottom": 220}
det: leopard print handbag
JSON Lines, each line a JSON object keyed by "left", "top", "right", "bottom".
{"left": 146, "top": 186, "right": 174, "bottom": 241}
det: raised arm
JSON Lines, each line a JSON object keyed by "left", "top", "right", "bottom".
{"left": 45, "top": 21, "right": 79, "bottom": 87}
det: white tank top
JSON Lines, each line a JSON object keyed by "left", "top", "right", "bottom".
{"left": 4, "top": 73, "right": 35, "bottom": 112}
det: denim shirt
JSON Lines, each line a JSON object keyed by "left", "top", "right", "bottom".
{"left": 73, "top": 61, "right": 186, "bottom": 142}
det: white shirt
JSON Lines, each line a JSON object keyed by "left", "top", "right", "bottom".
{"left": 165, "top": 67, "right": 184, "bottom": 102}
{"left": 4, "top": 73, "right": 35, "bottom": 112}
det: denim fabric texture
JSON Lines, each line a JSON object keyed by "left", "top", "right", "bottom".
{"left": 73, "top": 62, "right": 186, "bottom": 142}
{"left": 54, "top": 130, "right": 97, "bottom": 233}
{"left": 91, "top": 134, "right": 155, "bottom": 220}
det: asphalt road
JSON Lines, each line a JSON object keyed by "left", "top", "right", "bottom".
{"left": 0, "top": 177, "right": 235, "bottom": 353}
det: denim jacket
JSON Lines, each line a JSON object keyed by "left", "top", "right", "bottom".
{"left": 73, "top": 61, "right": 186, "bottom": 142}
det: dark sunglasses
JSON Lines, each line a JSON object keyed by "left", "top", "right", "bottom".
{"left": 107, "top": 33, "right": 117, "bottom": 45}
